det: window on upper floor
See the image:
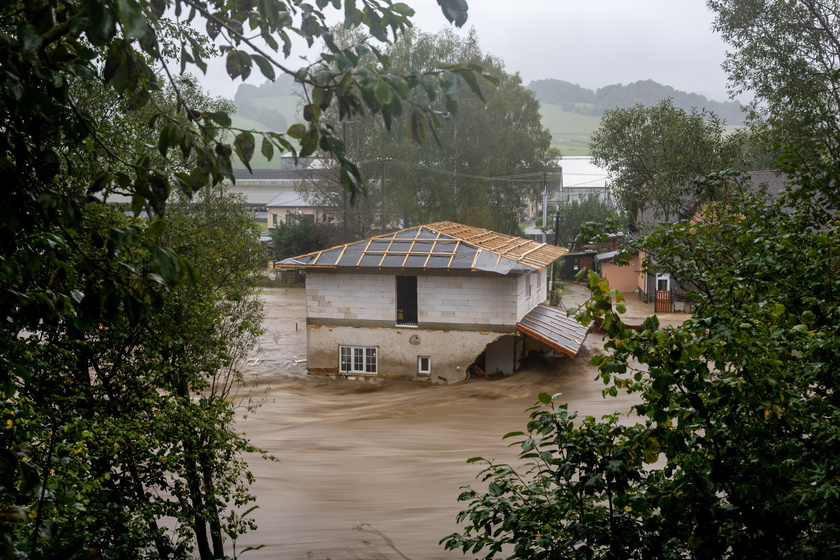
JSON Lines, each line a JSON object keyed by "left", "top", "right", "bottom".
{"left": 396, "top": 276, "right": 418, "bottom": 326}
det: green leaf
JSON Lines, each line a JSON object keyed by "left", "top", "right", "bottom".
{"left": 152, "top": 246, "right": 182, "bottom": 285}
{"left": 226, "top": 50, "right": 252, "bottom": 80}
{"left": 374, "top": 79, "right": 393, "bottom": 106}
{"left": 437, "top": 0, "right": 469, "bottom": 27}
{"left": 456, "top": 69, "right": 486, "bottom": 102}
{"left": 234, "top": 131, "right": 256, "bottom": 171}
{"left": 205, "top": 111, "right": 232, "bottom": 127}
{"left": 287, "top": 123, "right": 307, "bottom": 139}
{"left": 537, "top": 392, "right": 552, "bottom": 404}
{"left": 251, "top": 54, "right": 276, "bottom": 81}
{"left": 407, "top": 108, "right": 426, "bottom": 142}
{"left": 261, "top": 137, "right": 275, "bottom": 160}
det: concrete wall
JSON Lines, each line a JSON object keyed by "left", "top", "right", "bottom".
{"left": 419, "top": 274, "right": 518, "bottom": 327}
{"left": 599, "top": 252, "right": 642, "bottom": 293}
{"left": 306, "top": 272, "right": 394, "bottom": 322}
{"left": 303, "top": 268, "right": 547, "bottom": 383}
{"left": 305, "top": 270, "right": 527, "bottom": 328}
{"left": 307, "top": 324, "right": 513, "bottom": 383}
{"left": 516, "top": 270, "right": 546, "bottom": 320}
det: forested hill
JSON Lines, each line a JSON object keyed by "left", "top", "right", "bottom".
{"left": 527, "top": 78, "right": 745, "bottom": 125}
{"left": 231, "top": 77, "right": 747, "bottom": 161}
{"left": 233, "top": 74, "right": 297, "bottom": 132}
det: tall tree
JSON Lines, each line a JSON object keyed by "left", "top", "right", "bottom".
{"left": 1, "top": 0, "right": 485, "bottom": 556}
{"left": 590, "top": 99, "right": 745, "bottom": 226}
{"left": 3, "top": 186, "right": 269, "bottom": 559}
{"left": 710, "top": 0, "right": 840, "bottom": 211}
{"left": 446, "top": 3, "right": 840, "bottom": 558}
{"left": 553, "top": 194, "right": 622, "bottom": 249}
{"left": 303, "top": 27, "right": 556, "bottom": 238}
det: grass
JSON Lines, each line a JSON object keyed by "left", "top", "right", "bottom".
{"left": 230, "top": 97, "right": 598, "bottom": 170}
{"left": 228, "top": 113, "right": 301, "bottom": 170}
{"left": 250, "top": 94, "right": 302, "bottom": 120}
{"left": 537, "top": 103, "right": 601, "bottom": 155}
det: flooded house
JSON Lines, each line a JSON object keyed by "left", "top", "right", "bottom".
{"left": 278, "top": 221, "right": 589, "bottom": 383}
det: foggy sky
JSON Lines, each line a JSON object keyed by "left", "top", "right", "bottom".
{"left": 198, "top": 0, "right": 735, "bottom": 103}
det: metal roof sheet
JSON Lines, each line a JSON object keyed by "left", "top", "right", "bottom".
{"left": 516, "top": 303, "right": 590, "bottom": 357}
{"left": 278, "top": 221, "right": 568, "bottom": 274}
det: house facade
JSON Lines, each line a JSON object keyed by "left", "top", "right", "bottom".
{"left": 280, "top": 222, "right": 589, "bottom": 383}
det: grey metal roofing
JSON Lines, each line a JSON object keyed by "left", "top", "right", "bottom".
{"left": 233, "top": 158, "right": 318, "bottom": 179}
{"left": 228, "top": 186, "right": 293, "bottom": 206}
{"left": 595, "top": 250, "right": 620, "bottom": 261}
{"left": 266, "top": 190, "right": 311, "bottom": 208}
{"left": 516, "top": 303, "right": 590, "bottom": 357}
{"left": 279, "top": 221, "right": 568, "bottom": 274}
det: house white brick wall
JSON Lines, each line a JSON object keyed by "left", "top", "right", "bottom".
{"left": 515, "top": 270, "right": 547, "bottom": 320}
{"left": 302, "top": 265, "right": 551, "bottom": 383}
{"left": 305, "top": 270, "right": 525, "bottom": 327}
{"left": 306, "top": 272, "right": 394, "bottom": 321}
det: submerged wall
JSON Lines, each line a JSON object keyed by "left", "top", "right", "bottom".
{"left": 306, "top": 324, "right": 518, "bottom": 384}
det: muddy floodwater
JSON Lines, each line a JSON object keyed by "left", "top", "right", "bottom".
{"left": 233, "top": 286, "right": 687, "bottom": 559}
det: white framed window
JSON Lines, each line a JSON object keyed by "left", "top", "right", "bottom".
{"left": 417, "top": 356, "right": 431, "bottom": 376}
{"left": 339, "top": 346, "right": 377, "bottom": 374}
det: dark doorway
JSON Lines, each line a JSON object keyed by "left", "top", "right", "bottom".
{"left": 396, "top": 276, "right": 418, "bottom": 326}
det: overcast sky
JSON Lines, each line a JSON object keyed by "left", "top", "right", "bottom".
{"left": 199, "top": 0, "right": 735, "bottom": 103}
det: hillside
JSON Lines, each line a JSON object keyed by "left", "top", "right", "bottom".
{"left": 230, "top": 78, "right": 745, "bottom": 163}
{"left": 527, "top": 78, "right": 745, "bottom": 125}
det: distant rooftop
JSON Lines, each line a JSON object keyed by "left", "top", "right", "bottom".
{"left": 559, "top": 156, "right": 609, "bottom": 190}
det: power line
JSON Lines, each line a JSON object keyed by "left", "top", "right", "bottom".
{"left": 356, "top": 157, "right": 561, "bottom": 185}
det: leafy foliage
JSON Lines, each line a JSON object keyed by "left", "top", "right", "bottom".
{"left": 445, "top": 190, "right": 840, "bottom": 559}
{"left": 2, "top": 0, "right": 486, "bottom": 557}
{"left": 447, "top": 3, "right": 840, "bottom": 555}
{"left": 553, "top": 195, "right": 622, "bottom": 249}
{"left": 302, "top": 27, "right": 555, "bottom": 238}
{"left": 2, "top": 188, "right": 271, "bottom": 558}
{"left": 590, "top": 99, "right": 749, "bottom": 225}
{"left": 710, "top": 0, "right": 840, "bottom": 214}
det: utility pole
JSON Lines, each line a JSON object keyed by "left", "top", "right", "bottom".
{"left": 380, "top": 158, "right": 387, "bottom": 233}
{"left": 341, "top": 120, "right": 358, "bottom": 243}
{"left": 542, "top": 171, "right": 548, "bottom": 244}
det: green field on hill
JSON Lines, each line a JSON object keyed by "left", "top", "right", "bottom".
{"left": 250, "top": 94, "right": 302, "bottom": 119}
{"left": 538, "top": 103, "right": 600, "bottom": 156}
{"left": 229, "top": 113, "right": 299, "bottom": 170}
{"left": 231, "top": 95, "right": 597, "bottom": 168}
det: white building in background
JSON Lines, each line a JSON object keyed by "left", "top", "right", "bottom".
{"left": 555, "top": 156, "right": 611, "bottom": 205}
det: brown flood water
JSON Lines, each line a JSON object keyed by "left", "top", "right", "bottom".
{"left": 233, "top": 286, "right": 685, "bottom": 559}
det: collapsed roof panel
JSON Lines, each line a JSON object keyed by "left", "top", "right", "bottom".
{"left": 517, "top": 303, "right": 590, "bottom": 357}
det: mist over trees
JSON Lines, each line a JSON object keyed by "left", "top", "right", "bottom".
{"left": 527, "top": 78, "right": 746, "bottom": 124}
{"left": 300, "top": 27, "right": 556, "bottom": 238}
{"left": 233, "top": 75, "right": 298, "bottom": 130}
